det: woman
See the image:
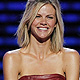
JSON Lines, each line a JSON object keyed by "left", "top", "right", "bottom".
{"left": 3, "top": 0, "right": 79, "bottom": 80}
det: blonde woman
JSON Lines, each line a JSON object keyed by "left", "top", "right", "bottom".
{"left": 3, "top": 0, "right": 79, "bottom": 80}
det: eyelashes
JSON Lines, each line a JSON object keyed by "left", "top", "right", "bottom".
{"left": 36, "top": 15, "right": 41, "bottom": 18}
{"left": 47, "top": 16, "right": 53, "bottom": 19}
{"left": 35, "top": 15, "right": 54, "bottom": 19}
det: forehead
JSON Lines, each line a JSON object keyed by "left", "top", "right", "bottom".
{"left": 37, "top": 4, "right": 56, "bottom": 15}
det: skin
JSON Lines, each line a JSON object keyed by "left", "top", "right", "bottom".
{"left": 3, "top": 4, "right": 79, "bottom": 80}
{"left": 31, "top": 3, "right": 56, "bottom": 42}
{"left": 79, "top": 56, "right": 80, "bottom": 77}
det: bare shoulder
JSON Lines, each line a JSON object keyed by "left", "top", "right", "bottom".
{"left": 3, "top": 49, "right": 22, "bottom": 80}
{"left": 3, "top": 49, "right": 21, "bottom": 67}
{"left": 3, "top": 49, "right": 21, "bottom": 59}
{"left": 63, "top": 47, "right": 79, "bottom": 73}
{"left": 63, "top": 47, "right": 79, "bottom": 59}
{"left": 62, "top": 47, "right": 79, "bottom": 70}
{"left": 63, "top": 48, "right": 79, "bottom": 79}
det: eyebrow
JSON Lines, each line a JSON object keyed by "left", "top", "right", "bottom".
{"left": 37, "top": 13, "right": 55, "bottom": 16}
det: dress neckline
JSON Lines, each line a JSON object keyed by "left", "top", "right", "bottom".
{"left": 19, "top": 73, "right": 66, "bottom": 80}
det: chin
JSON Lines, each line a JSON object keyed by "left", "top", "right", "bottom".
{"left": 36, "top": 35, "right": 50, "bottom": 43}
{"left": 31, "top": 32, "right": 51, "bottom": 42}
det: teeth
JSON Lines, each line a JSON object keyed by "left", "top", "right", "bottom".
{"left": 38, "top": 28, "right": 48, "bottom": 30}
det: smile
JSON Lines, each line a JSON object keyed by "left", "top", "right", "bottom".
{"left": 37, "top": 27, "right": 49, "bottom": 31}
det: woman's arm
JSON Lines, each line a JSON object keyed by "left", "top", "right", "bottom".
{"left": 3, "top": 51, "right": 20, "bottom": 80}
{"left": 65, "top": 49, "right": 79, "bottom": 80}
{"left": 79, "top": 55, "right": 80, "bottom": 74}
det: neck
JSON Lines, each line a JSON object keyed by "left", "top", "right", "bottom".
{"left": 27, "top": 34, "right": 52, "bottom": 60}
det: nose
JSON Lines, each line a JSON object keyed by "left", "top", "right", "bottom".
{"left": 40, "top": 18, "right": 47, "bottom": 26}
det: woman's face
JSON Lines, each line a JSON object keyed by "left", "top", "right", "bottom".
{"left": 31, "top": 4, "right": 56, "bottom": 39}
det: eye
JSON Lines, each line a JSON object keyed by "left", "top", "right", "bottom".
{"left": 47, "top": 16, "right": 53, "bottom": 19}
{"left": 36, "top": 15, "right": 41, "bottom": 18}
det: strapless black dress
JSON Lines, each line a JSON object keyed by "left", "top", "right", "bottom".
{"left": 19, "top": 74, "right": 66, "bottom": 80}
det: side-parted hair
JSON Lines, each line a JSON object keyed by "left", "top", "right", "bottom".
{"left": 17, "top": 0, "right": 64, "bottom": 53}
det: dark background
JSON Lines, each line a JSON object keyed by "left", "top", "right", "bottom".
{"left": 0, "top": 0, "right": 80, "bottom": 80}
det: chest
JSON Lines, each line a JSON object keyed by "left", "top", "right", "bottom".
{"left": 20, "top": 54, "right": 64, "bottom": 75}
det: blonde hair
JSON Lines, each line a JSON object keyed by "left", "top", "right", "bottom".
{"left": 17, "top": 0, "right": 64, "bottom": 53}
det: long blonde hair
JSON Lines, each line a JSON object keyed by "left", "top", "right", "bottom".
{"left": 17, "top": 0, "right": 64, "bottom": 53}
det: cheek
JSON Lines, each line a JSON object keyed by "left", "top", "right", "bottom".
{"left": 32, "top": 19, "right": 40, "bottom": 27}
{"left": 48, "top": 21, "right": 56, "bottom": 28}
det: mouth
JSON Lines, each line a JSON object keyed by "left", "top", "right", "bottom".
{"left": 37, "top": 27, "right": 49, "bottom": 31}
